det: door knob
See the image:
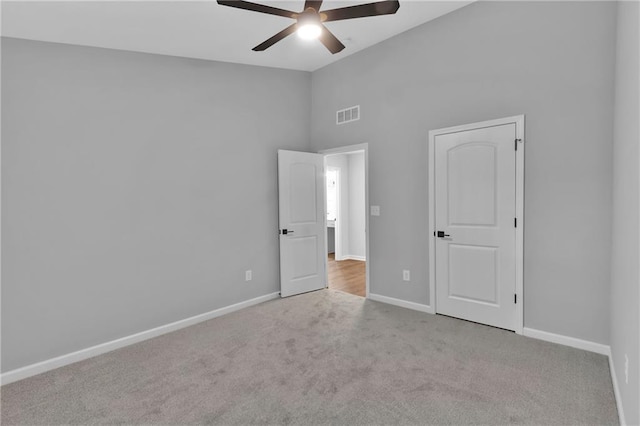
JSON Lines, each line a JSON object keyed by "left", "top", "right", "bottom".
{"left": 437, "top": 231, "right": 450, "bottom": 238}
{"left": 281, "top": 229, "right": 294, "bottom": 235}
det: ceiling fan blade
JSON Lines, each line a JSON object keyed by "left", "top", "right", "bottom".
{"left": 304, "top": 0, "right": 323, "bottom": 12}
{"left": 319, "top": 25, "right": 345, "bottom": 54}
{"left": 322, "top": 0, "right": 400, "bottom": 22}
{"left": 217, "top": 0, "right": 297, "bottom": 19}
{"left": 252, "top": 23, "right": 298, "bottom": 51}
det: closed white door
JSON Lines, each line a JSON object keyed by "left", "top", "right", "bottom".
{"left": 278, "top": 150, "right": 326, "bottom": 298}
{"left": 434, "top": 124, "right": 517, "bottom": 330}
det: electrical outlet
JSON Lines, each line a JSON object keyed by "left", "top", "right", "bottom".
{"left": 245, "top": 270, "right": 252, "bottom": 281}
{"left": 371, "top": 205, "right": 380, "bottom": 216}
{"left": 624, "top": 354, "right": 629, "bottom": 384}
{"left": 402, "top": 270, "right": 410, "bottom": 281}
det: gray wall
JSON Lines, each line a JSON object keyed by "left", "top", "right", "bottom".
{"left": 1, "top": 38, "right": 311, "bottom": 372}
{"left": 310, "top": 1, "right": 616, "bottom": 344}
{"left": 1, "top": 1, "right": 626, "bottom": 374}
{"left": 610, "top": 1, "right": 640, "bottom": 423}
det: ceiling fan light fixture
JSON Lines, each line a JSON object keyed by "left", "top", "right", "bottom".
{"left": 297, "top": 9, "right": 322, "bottom": 40}
{"left": 297, "top": 23, "right": 322, "bottom": 40}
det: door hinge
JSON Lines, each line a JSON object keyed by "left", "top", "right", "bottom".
{"left": 514, "top": 217, "right": 517, "bottom": 228}
{"left": 514, "top": 294, "right": 517, "bottom": 304}
{"left": 515, "top": 138, "right": 522, "bottom": 151}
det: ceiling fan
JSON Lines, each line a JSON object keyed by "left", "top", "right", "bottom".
{"left": 217, "top": 0, "right": 400, "bottom": 54}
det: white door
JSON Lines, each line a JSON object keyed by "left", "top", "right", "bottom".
{"left": 278, "top": 150, "right": 326, "bottom": 298}
{"left": 434, "top": 123, "right": 517, "bottom": 330}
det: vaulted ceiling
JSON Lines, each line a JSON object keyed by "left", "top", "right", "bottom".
{"left": 2, "top": 1, "right": 472, "bottom": 71}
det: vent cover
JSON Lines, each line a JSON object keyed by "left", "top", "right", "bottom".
{"left": 336, "top": 105, "right": 360, "bottom": 125}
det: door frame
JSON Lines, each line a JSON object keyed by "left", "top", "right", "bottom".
{"left": 428, "top": 115, "right": 525, "bottom": 334}
{"left": 319, "top": 143, "right": 370, "bottom": 298}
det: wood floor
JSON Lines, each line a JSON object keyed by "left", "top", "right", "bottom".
{"left": 327, "top": 253, "right": 365, "bottom": 297}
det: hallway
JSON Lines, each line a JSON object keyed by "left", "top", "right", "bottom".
{"left": 327, "top": 253, "right": 365, "bottom": 297}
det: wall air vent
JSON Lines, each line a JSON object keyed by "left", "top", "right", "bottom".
{"left": 336, "top": 105, "right": 360, "bottom": 125}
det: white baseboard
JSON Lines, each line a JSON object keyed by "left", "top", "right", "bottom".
{"left": 522, "top": 327, "right": 610, "bottom": 355}
{"left": 608, "top": 352, "right": 627, "bottom": 426}
{"left": 523, "top": 325, "right": 627, "bottom": 423}
{"left": 368, "top": 293, "right": 435, "bottom": 314}
{"left": 342, "top": 255, "right": 366, "bottom": 261}
{"left": 1, "top": 292, "right": 280, "bottom": 386}
{"left": 1, "top": 295, "right": 626, "bottom": 426}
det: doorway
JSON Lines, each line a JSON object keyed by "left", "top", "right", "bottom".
{"left": 321, "top": 144, "right": 369, "bottom": 298}
{"left": 428, "top": 116, "right": 524, "bottom": 333}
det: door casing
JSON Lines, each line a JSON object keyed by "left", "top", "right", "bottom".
{"left": 428, "top": 115, "right": 525, "bottom": 334}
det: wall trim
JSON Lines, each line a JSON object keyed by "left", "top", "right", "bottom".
{"left": 343, "top": 255, "right": 366, "bottom": 261}
{"left": 506, "top": 327, "right": 625, "bottom": 423}
{"left": 608, "top": 351, "right": 627, "bottom": 426}
{"left": 1, "top": 295, "right": 626, "bottom": 424}
{"left": 1, "top": 292, "right": 280, "bottom": 386}
{"left": 369, "top": 293, "right": 435, "bottom": 314}
{"left": 514, "top": 328, "right": 625, "bottom": 423}
{"left": 522, "top": 327, "right": 610, "bottom": 355}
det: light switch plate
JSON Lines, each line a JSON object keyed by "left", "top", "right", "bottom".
{"left": 371, "top": 205, "right": 380, "bottom": 216}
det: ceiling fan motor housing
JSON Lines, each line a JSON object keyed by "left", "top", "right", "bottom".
{"left": 297, "top": 8, "right": 323, "bottom": 39}
{"left": 298, "top": 8, "right": 322, "bottom": 25}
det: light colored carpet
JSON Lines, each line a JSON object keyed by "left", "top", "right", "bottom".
{"left": 1, "top": 289, "right": 618, "bottom": 425}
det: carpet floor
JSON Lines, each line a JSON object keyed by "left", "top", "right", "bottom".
{"left": 1, "top": 289, "right": 618, "bottom": 425}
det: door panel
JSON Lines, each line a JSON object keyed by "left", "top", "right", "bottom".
{"left": 278, "top": 150, "right": 326, "bottom": 298}
{"left": 448, "top": 244, "right": 498, "bottom": 305}
{"left": 435, "top": 124, "right": 516, "bottom": 330}
{"left": 448, "top": 144, "right": 497, "bottom": 227}
{"left": 289, "top": 163, "right": 318, "bottom": 224}
{"left": 290, "top": 236, "right": 319, "bottom": 279}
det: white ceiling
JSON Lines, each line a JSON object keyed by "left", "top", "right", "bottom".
{"left": 1, "top": 1, "right": 472, "bottom": 72}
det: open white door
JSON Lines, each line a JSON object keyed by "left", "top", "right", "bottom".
{"left": 278, "top": 150, "right": 326, "bottom": 298}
